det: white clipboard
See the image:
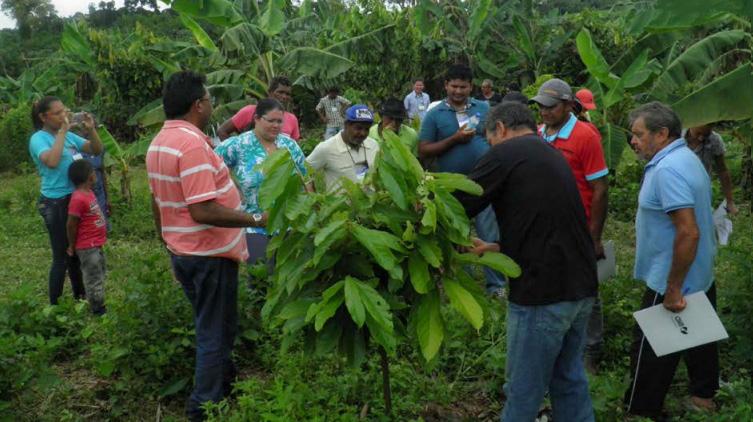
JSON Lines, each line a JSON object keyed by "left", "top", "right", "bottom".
{"left": 633, "top": 291, "right": 728, "bottom": 357}
{"left": 597, "top": 240, "right": 616, "bottom": 282}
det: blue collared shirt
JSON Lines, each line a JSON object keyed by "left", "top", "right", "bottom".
{"left": 418, "top": 98, "right": 489, "bottom": 174}
{"left": 634, "top": 138, "right": 716, "bottom": 295}
{"left": 404, "top": 91, "right": 431, "bottom": 121}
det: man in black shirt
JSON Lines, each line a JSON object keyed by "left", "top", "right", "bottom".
{"left": 456, "top": 102, "right": 597, "bottom": 422}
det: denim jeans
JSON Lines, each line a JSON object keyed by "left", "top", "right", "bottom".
{"left": 37, "top": 195, "right": 85, "bottom": 304}
{"left": 474, "top": 205, "right": 506, "bottom": 292}
{"left": 76, "top": 247, "right": 107, "bottom": 315}
{"left": 324, "top": 126, "right": 341, "bottom": 140}
{"left": 502, "top": 297, "right": 595, "bottom": 422}
{"left": 171, "top": 254, "right": 239, "bottom": 421}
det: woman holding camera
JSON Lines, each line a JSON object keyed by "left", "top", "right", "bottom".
{"left": 29, "top": 96, "right": 104, "bottom": 305}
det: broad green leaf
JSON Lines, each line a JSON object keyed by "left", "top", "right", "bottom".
{"left": 672, "top": 64, "right": 753, "bottom": 128}
{"left": 576, "top": 29, "right": 618, "bottom": 89}
{"left": 279, "top": 48, "right": 354, "bottom": 80}
{"left": 258, "top": 149, "right": 295, "bottom": 209}
{"left": 351, "top": 225, "right": 406, "bottom": 272}
{"left": 420, "top": 199, "right": 437, "bottom": 233}
{"left": 128, "top": 99, "right": 165, "bottom": 127}
{"left": 416, "top": 290, "right": 444, "bottom": 361}
{"left": 259, "top": 0, "right": 285, "bottom": 36}
{"left": 653, "top": 30, "right": 750, "bottom": 97}
{"left": 61, "top": 23, "right": 95, "bottom": 69}
{"left": 402, "top": 222, "right": 416, "bottom": 243}
{"left": 599, "top": 122, "right": 628, "bottom": 171}
{"left": 431, "top": 173, "right": 483, "bottom": 196}
{"left": 433, "top": 189, "right": 471, "bottom": 245}
{"left": 468, "top": 0, "right": 492, "bottom": 43}
{"left": 171, "top": 0, "right": 245, "bottom": 27}
{"left": 443, "top": 279, "right": 483, "bottom": 330}
{"left": 314, "top": 294, "right": 343, "bottom": 332}
{"left": 378, "top": 161, "right": 408, "bottom": 210}
{"left": 97, "top": 126, "right": 124, "bottom": 161}
{"left": 278, "top": 299, "right": 316, "bottom": 320}
{"left": 416, "top": 235, "right": 442, "bottom": 268}
{"left": 305, "top": 281, "right": 345, "bottom": 322}
{"left": 314, "top": 214, "right": 348, "bottom": 246}
{"left": 220, "top": 23, "right": 270, "bottom": 58}
{"left": 645, "top": 0, "right": 744, "bottom": 31}
{"left": 512, "top": 15, "right": 535, "bottom": 63}
{"left": 179, "top": 14, "right": 218, "bottom": 51}
{"left": 408, "top": 252, "right": 431, "bottom": 294}
{"left": 344, "top": 278, "right": 366, "bottom": 327}
{"left": 353, "top": 278, "right": 392, "bottom": 332}
{"left": 366, "top": 314, "right": 396, "bottom": 353}
{"left": 456, "top": 252, "right": 522, "bottom": 278}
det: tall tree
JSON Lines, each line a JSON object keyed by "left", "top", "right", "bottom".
{"left": 124, "top": 0, "right": 159, "bottom": 12}
{"left": 0, "top": 0, "right": 57, "bottom": 38}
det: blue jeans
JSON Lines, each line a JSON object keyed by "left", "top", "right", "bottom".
{"left": 502, "top": 298, "right": 595, "bottom": 422}
{"left": 474, "top": 205, "right": 506, "bottom": 291}
{"left": 324, "top": 126, "right": 341, "bottom": 139}
{"left": 171, "top": 255, "right": 239, "bottom": 421}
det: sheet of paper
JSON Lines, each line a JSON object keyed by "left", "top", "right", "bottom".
{"left": 597, "top": 240, "right": 616, "bottom": 282}
{"left": 633, "top": 291, "right": 728, "bottom": 357}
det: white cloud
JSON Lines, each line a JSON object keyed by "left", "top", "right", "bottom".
{"left": 0, "top": 0, "right": 167, "bottom": 29}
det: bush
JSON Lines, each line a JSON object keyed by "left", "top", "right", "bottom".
{"left": 0, "top": 103, "right": 34, "bottom": 173}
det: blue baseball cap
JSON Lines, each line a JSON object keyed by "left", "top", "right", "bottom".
{"left": 345, "top": 104, "right": 374, "bottom": 123}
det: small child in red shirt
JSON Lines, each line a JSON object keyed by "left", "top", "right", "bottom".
{"left": 66, "top": 159, "right": 108, "bottom": 315}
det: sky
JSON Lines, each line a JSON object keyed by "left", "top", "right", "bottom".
{"left": 0, "top": 0, "right": 167, "bottom": 29}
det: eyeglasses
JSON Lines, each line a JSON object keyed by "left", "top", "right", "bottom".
{"left": 260, "top": 116, "right": 283, "bottom": 125}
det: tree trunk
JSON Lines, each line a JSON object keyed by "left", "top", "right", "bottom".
{"left": 379, "top": 348, "right": 392, "bottom": 419}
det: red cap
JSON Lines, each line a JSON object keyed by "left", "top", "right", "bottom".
{"left": 576, "top": 89, "right": 596, "bottom": 110}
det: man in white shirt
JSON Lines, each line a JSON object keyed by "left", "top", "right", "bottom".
{"left": 404, "top": 79, "right": 431, "bottom": 122}
{"left": 307, "top": 105, "right": 380, "bottom": 191}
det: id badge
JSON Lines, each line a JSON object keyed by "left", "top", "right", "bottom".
{"left": 331, "top": 106, "right": 338, "bottom": 113}
{"left": 70, "top": 148, "right": 83, "bottom": 161}
{"left": 418, "top": 104, "right": 426, "bottom": 111}
{"left": 355, "top": 164, "right": 368, "bottom": 181}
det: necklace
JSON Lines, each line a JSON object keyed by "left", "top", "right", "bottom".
{"left": 345, "top": 142, "right": 366, "bottom": 166}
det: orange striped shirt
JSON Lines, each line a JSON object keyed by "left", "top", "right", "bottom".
{"left": 146, "top": 120, "right": 248, "bottom": 262}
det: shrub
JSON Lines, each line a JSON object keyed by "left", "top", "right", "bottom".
{"left": 0, "top": 103, "right": 34, "bottom": 173}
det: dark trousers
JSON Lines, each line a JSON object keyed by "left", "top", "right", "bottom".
{"left": 171, "top": 255, "right": 239, "bottom": 421}
{"left": 37, "top": 195, "right": 84, "bottom": 304}
{"left": 624, "top": 283, "right": 719, "bottom": 419}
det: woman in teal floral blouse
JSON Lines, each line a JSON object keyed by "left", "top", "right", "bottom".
{"left": 215, "top": 98, "right": 307, "bottom": 265}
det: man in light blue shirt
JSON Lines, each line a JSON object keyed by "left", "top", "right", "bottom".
{"left": 404, "top": 78, "right": 431, "bottom": 122}
{"left": 624, "top": 102, "right": 718, "bottom": 419}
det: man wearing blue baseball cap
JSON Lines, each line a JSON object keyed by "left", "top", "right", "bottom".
{"left": 307, "top": 104, "right": 380, "bottom": 191}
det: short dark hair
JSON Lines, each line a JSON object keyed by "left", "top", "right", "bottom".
{"left": 445, "top": 64, "right": 473, "bottom": 83}
{"left": 269, "top": 76, "right": 291, "bottom": 93}
{"left": 629, "top": 101, "right": 682, "bottom": 139}
{"left": 163, "top": 71, "right": 207, "bottom": 119}
{"left": 68, "top": 159, "right": 94, "bottom": 187}
{"left": 485, "top": 102, "right": 537, "bottom": 133}
{"left": 327, "top": 86, "right": 340, "bottom": 94}
{"left": 501, "top": 91, "right": 528, "bottom": 105}
{"left": 31, "top": 96, "right": 61, "bottom": 130}
{"left": 413, "top": 78, "right": 424, "bottom": 84}
{"left": 254, "top": 98, "right": 284, "bottom": 120}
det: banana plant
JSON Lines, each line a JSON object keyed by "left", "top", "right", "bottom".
{"left": 258, "top": 130, "right": 520, "bottom": 415}
{"left": 98, "top": 126, "right": 151, "bottom": 204}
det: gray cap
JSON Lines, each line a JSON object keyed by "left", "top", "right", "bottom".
{"left": 530, "top": 78, "right": 574, "bottom": 107}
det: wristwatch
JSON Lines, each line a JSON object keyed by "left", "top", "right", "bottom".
{"left": 252, "top": 213, "right": 263, "bottom": 224}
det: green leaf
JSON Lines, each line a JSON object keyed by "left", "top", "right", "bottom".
{"left": 576, "top": 29, "right": 618, "bottom": 89}
{"left": 408, "top": 252, "right": 431, "bottom": 294}
{"left": 61, "top": 23, "right": 95, "bottom": 69}
{"left": 344, "top": 278, "right": 366, "bottom": 327}
{"left": 279, "top": 48, "right": 354, "bottom": 81}
{"left": 127, "top": 98, "right": 165, "bottom": 127}
{"left": 433, "top": 189, "right": 471, "bottom": 245}
{"left": 179, "top": 14, "right": 218, "bottom": 51}
{"left": 97, "top": 126, "right": 124, "bottom": 162}
{"left": 258, "top": 149, "right": 296, "bottom": 209}
{"left": 420, "top": 199, "right": 437, "bottom": 233}
{"left": 159, "top": 377, "right": 189, "bottom": 398}
{"left": 416, "top": 290, "right": 444, "bottom": 361}
{"left": 314, "top": 215, "right": 348, "bottom": 246}
{"left": 443, "top": 278, "right": 484, "bottom": 330}
{"left": 351, "top": 224, "right": 406, "bottom": 272}
{"left": 431, "top": 173, "right": 483, "bottom": 196}
{"left": 512, "top": 15, "right": 535, "bottom": 63}
{"left": 378, "top": 161, "right": 408, "bottom": 210}
{"left": 599, "top": 122, "right": 628, "bottom": 171}
{"left": 456, "top": 252, "right": 522, "bottom": 278}
{"left": 171, "top": 0, "right": 245, "bottom": 27}
{"left": 653, "top": 30, "right": 750, "bottom": 97}
{"left": 645, "top": 0, "right": 743, "bottom": 32}
{"left": 259, "top": 0, "right": 285, "bottom": 36}
{"left": 314, "top": 295, "right": 343, "bottom": 332}
{"left": 220, "top": 23, "right": 270, "bottom": 59}
{"left": 468, "top": 0, "right": 492, "bottom": 42}
{"left": 672, "top": 64, "right": 753, "bottom": 127}
{"left": 416, "top": 235, "right": 442, "bottom": 268}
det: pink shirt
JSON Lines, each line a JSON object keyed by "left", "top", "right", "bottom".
{"left": 68, "top": 189, "right": 107, "bottom": 250}
{"left": 146, "top": 120, "right": 248, "bottom": 262}
{"left": 231, "top": 105, "right": 300, "bottom": 141}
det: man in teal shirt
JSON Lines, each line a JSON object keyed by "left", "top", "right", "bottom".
{"left": 418, "top": 64, "right": 505, "bottom": 295}
{"left": 624, "top": 102, "right": 717, "bottom": 419}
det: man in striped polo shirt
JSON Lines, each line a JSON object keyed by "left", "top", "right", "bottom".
{"left": 146, "top": 71, "right": 266, "bottom": 421}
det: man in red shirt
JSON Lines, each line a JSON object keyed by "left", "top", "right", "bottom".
{"left": 531, "top": 78, "right": 609, "bottom": 372}
{"left": 216, "top": 76, "right": 300, "bottom": 141}
{"left": 147, "top": 71, "right": 267, "bottom": 421}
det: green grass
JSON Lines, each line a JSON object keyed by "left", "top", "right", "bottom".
{"left": 1, "top": 166, "right": 752, "bottom": 421}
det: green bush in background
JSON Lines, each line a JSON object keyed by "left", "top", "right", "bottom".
{"left": 0, "top": 103, "right": 33, "bottom": 173}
